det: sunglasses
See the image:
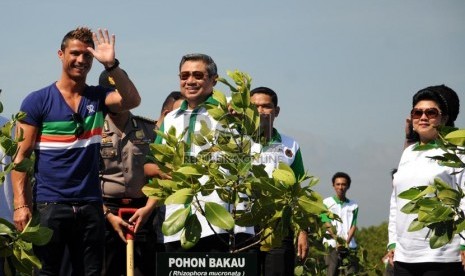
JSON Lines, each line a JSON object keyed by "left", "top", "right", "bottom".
{"left": 410, "top": 108, "right": 441, "bottom": 120}
{"left": 179, "top": 71, "right": 209, "bottom": 81}
{"left": 72, "top": 113, "right": 85, "bottom": 137}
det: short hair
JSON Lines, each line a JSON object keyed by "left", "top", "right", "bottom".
{"left": 61, "top": 27, "right": 94, "bottom": 51}
{"left": 161, "top": 91, "right": 183, "bottom": 113}
{"left": 331, "top": 172, "right": 352, "bottom": 187}
{"left": 412, "top": 85, "right": 460, "bottom": 127}
{"left": 179, "top": 53, "right": 217, "bottom": 77}
{"left": 250, "top": 87, "right": 279, "bottom": 107}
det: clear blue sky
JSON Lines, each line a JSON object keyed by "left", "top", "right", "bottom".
{"left": 1, "top": 1, "right": 464, "bottom": 227}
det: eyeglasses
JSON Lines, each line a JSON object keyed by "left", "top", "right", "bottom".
{"left": 410, "top": 108, "right": 441, "bottom": 120}
{"left": 72, "top": 113, "right": 84, "bottom": 137}
{"left": 179, "top": 71, "right": 208, "bottom": 81}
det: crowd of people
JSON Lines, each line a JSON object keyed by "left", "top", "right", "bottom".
{"left": 0, "top": 26, "right": 463, "bottom": 276}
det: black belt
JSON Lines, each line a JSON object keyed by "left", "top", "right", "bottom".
{"left": 103, "top": 197, "right": 148, "bottom": 207}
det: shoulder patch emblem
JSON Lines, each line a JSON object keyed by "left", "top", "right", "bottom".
{"left": 285, "top": 149, "right": 293, "bottom": 158}
{"left": 135, "top": 130, "right": 145, "bottom": 139}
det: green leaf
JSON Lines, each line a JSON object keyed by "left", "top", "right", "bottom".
{"left": 237, "top": 161, "right": 252, "bottom": 177}
{"left": 445, "top": 129, "right": 465, "bottom": 146}
{"left": 437, "top": 189, "right": 461, "bottom": 207}
{"left": 164, "top": 188, "right": 194, "bottom": 205}
{"left": 294, "top": 266, "right": 304, "bottom": 275}
{"left": 272, "top": 164, "right": 296, "bottom": 187}
{"left": 281, "top": 205, "right": 292, "bottom": 237}
{"left": 253, "top": 177, "right": 285, "bottom": 196}
{"left": 158, "top": 126, "right": 181, "bottom": 146}
{"left": 407, "top": 219, "right": 426, "bottom": 232}
{"left": 231, "top": 91, "right": 246, "bottom": 110}
{"left": 150, "top": 144, "right": 174, "bottom": 163}
{"left": 434, "top": 178, "right": 453, "bottom": 190}
{"left": 418, "top": 206, "right": 453, "bottom": 223}
{"left": 272, "top": 169, "right": 296, "bottom": 187}
{"left": 251, "top": 164, "right": 269, "bottom": 178}
{"left": 0, "top": 218, "right": 15, "bottom": 234}
{"left": 416, "top": 198, "right": 440, "bottom": 210}
{"left": 176, "top": 165, "right": 205, "bottom": 177}
{"left": 431, "top": 206, "right": 454, "bottom": 221}
{"left": 456, "top": 218, "right": 465, "bottom": 233}
{"left": 20, "top": 227, "right": 53, "bottom": 246}
{"left": 0, "top": 136, "right": 16, "bottom": 156}
{"left": 11, "top": 250, "right": 34, "bottom": 274}
{"left": 243, "top": 107, "right": 259, "bottom": 135}
{"left": 429, "top": 223, "right": 453, "bottom": 249}
{"left": 398, "top": 187, "right": 425, "bottom": 200}
{"left": 199, "top": 119, "right": 212, "bottom": 137}
{"left": 297, "top": 195, "right": 327, "bottom": 214}
{"left": 204, "top": 202, "right": 234, "bottom": 230}
{"left": 205, "top": 105, "right": 226, "bottom": 121}
{"left": 235, "top": 198, "right": 276, "bottom": 227}
{"left": 212, "top": 90, "right": 228, "bottom": 108}
{"left": 162, "top": 206, "right": 191, "bottom": 236}
{"left": 20, "top": 248, "right": 41, "bottom": 269}
{"left": 173, "top": 141, "right": 186, "bottom": 169}
{"left": 400, "top": 201, "right": 419, "bottom": 214}
{"left": 180, "top": 215, "right": 202, "bottom": 249}
{"left": 438, "top": 161, "right": 464, "bottom": 168}
{"left": 398, "top": 185, "right": 434, "bottom": 200}
{"left": 13, "top": 158, "right": 34, "bottom": 173}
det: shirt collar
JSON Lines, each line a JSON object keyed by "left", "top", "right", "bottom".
{"left": 270, "top": 128, "right": 282, "bottom": 143}
{"left": 333, "top": 196, "right": 349, "bottom": 204}
{"left": 412, "top": 140, "right": 439, "bottom": 150}
{"left": 177, "top": 94, "right": 218, "bottom": 114}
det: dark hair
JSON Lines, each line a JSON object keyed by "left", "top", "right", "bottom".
{"left": 61, "top": 27, "right": 94, "bottom": 51}
{"left": 250, "top": 87, "right": 278, "bottom": 107}
{"left": 412, "top": 85, "right": 460, "bottom": 127}
{"left": 391, "top": 168, "right": 398, "bottom": 180}
{"left": 332, "top": 172, "right": 351, "bottom": 187}
{"left": 161, "top": 91, "right": 183, "bottom": 113}
{"left": 179, "top": 53, "right": 217, "bottom": 77}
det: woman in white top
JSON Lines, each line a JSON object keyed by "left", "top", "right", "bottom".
{"left": 387, "top": 85, "right": 465, "bottom": 276}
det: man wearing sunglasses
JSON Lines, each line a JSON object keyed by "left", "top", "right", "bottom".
{"left": 250, "top": 86, "right": 308, "bottom": 276}
{"left": 154, "top": 53, "right": 255, "bottom": 253}
{"left": 12, "top": 27, "right": 141, "bottom": 275}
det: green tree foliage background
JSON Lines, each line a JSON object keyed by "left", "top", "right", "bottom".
{"left": 355, "top": 221, "right": 389, "bottom": 276}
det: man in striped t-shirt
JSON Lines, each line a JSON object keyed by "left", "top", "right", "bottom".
{"left": 12, "top": 27, "right": 140, "bottom": 275}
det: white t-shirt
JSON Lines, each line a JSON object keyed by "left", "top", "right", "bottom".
{"left": 323, "top": 196, "right": 359, "bottom": 249}
{"left": 388, "top": 143, "right": 465, "bottom": 263}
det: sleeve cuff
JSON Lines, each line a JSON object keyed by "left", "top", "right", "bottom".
{"left": 387, "top": 243, "right": 396, "bottom": 250}
{"left": 320, "top": 213, "right": 331, "bottom": 223}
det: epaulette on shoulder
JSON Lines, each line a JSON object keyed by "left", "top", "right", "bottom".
{"left": 133, "top": 115, "right": 156, "bottom": 124}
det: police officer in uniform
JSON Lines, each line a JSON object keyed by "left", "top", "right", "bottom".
{"left": 99, "top": 70, "right": 158, "bottom": 276}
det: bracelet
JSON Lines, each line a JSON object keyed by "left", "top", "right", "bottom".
{"left": 14, "top": 205, "right": 29, "bottom": 211}
{"left": 105, "top": 59, "right": 120, "bottom": 72}
{"left": 103, "top": 209, "right": 112, "bottom": 219}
